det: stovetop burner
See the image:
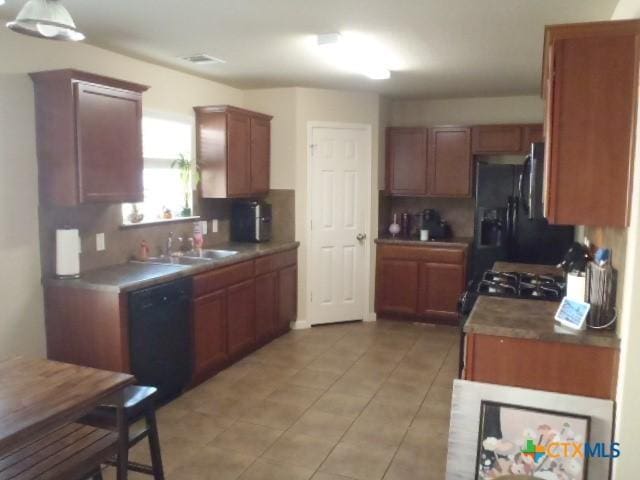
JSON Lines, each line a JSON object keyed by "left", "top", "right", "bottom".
{"left": 477, "top": 271, "right": 565, "bottom": 300}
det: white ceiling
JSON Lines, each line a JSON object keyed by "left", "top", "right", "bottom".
{"left": 1, "top": 0, "right": 618, "bottom": 98}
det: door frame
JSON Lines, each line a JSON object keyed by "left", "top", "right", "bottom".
{"left": 306, "top": 121, "right": 373, "bottom": 326}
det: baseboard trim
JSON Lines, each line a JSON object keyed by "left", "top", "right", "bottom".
{"left": 291, "top": 319, "right": 311, "bottom": 330}
{"left": 364, "top": 312, "right": 377, "bottom": 322}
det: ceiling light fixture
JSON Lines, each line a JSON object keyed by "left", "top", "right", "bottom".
{"left": 6, "top": 0, "right": 85, "bottom": 42}
{"left": 316, "top": 32, "right": 391, "bottom": 80}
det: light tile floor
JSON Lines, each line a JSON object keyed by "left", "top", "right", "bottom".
{"left": 104, "top": 320, "right": 459, "bottom": 480}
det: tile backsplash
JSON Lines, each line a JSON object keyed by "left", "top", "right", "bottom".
{"left": 39, "top": 189, "right": 295, "bottom": 277}
{"left": 379, "top": 192, "right": 475, "bottom": 238}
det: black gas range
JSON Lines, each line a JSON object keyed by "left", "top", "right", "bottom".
{"left": 477, "top": 270, "right": 566, "bottom": 300}
{"left": 459, "top": 270, "right": 566, "bottom": 316}
{"left": 456, "top": 269, "right": 566, "bottom": 377}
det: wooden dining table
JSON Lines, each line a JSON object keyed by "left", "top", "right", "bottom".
{"left": 0, "top": 356, "right": 135, "bottom": 480}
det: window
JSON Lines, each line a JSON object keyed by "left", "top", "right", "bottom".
{"left": 122, "top": 113, "right": 195, "bottom": 225}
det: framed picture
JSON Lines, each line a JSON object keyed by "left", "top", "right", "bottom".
{"left": 474, "top": 400, "right": 591, "bottom": 479}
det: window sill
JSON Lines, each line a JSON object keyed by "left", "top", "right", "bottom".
{"left": 120, "top": 216, "right": 201, "bottom": 229}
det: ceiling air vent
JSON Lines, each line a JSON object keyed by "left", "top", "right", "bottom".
{"left": 182, "top": 54, "right": 226, "bottom": 65}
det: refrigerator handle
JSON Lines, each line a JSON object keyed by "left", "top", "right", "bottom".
{"left": 506, "top": 196, "right": 518, "bottom": 259}
{"left": 519, "top": 155, "right": 531, "bottom": 215}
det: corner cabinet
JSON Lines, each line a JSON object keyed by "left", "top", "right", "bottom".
{"left": 375, "top": 242, "right": 468, "bottom": 325}
{"left": 194, "top": 105, "right": 272, "bottom": 198}
{"left": 386, "top": 127, "right": 472, "bottom": 198}
{"left": 30, "top": 69, "right": 148, "bottom": 206}
{"left": 543, "top": 20, "right": 640, "bottom": 227}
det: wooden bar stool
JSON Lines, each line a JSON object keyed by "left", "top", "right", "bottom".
{"left": 82, "top": 386, "right": 165, "bottom": 480}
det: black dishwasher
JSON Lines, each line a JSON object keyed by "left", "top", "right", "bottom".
{"left": 129, "top": 278, "right": 192, "bottom": 403}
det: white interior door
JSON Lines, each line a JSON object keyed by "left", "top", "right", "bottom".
{"left": 309, "top": 125, "right": 370, "bottom": 325}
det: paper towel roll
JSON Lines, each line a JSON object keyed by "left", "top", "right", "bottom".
{"left": 56, "top": 229, "right": 80, "bottom": 278}
{"left": 566, "top": 272, "right": 587, "bottom": 301}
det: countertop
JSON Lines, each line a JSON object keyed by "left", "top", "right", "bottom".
{"left": 375, "top": 235, "right": 472, "bottom": 248}
{"left": 46, "top": 241, "right": 299, "bottom": 293}
{"left": 463, "top": 261, "right": 619, "bottom": 349}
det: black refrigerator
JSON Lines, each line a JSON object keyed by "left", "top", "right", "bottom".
{"left": 471, "top": 151, "right": 574, "bottom": 282}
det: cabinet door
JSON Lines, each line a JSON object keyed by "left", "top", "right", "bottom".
{"left": 471, "top": 125, "right": 523, "bottom": 154}
{"left": 386, "top": 128, "right": 428, "bottom": 195}
{"left": 428, "top": 127, "right": 472, "bottom": 197}
{"left": 75, "top": 82, "right": 143, "bottom": 203}
{"left": 255, "top": 271, "right": 277, "bottom": 343}
{"left": 277, "top": 265, "right": 297, "bottom": 334}
{"left": 192, "top": 290, "right": 228, "bottom": 380}
{"left": 375, "top": 259, "right": 419, "bottom": 315}
{"left": 227, "top": 112, "right": 252, "bottom": 197}
{"left": 227, "top": 279, "right": 256, "bottom": 357}
{"left": 522, "top": 124, "right": 544, "bottom": 150}
{"left": 418, "top": 262, "right": 465, "bottom": 323}
{"left": 545, "top": 31, "right": 637, "bottom": 227}
{"left": 250, "top": 116, "right": 270, "bottom": 195}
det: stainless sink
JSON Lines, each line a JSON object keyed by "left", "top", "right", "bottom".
{"left": 184, "top": 249, "right": 239, "bottom": 260}
{"left": 145, "top": 256, "right": 214, "bottom": 266}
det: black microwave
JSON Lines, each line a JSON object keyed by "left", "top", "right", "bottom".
{"left": 231, "top": 201, "right": 272, "bottom": 242}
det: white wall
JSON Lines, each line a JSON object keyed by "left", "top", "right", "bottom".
{"left": 610, "top": 2, "right": 640, "bottom": 478}
{"left": 390, "top": 95, "right": 544, "bottom": 126}
{"left": 0, "top": 28, "right": 243, "bottom": 357}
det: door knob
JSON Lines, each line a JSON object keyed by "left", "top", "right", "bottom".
{"left": 356, "top": 233, "right": 367, "bottom": 241}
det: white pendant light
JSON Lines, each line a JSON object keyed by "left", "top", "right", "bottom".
{"left": 6, "top": 0, "right": 85, "bottom": 41}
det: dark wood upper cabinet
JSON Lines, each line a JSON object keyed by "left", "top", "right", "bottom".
{"left": 428, "top": 127, "right": 472, "bottom": 197}
{"left": 30, "top": 69, "right": 148, "bottom": 206}
{"left": 194, "top": 105, "right": 272, "bottom": 198}
{"left": 386, "top": 127, "right": 472, "bottom": 198}
{"left": 471, "top": 125, "right": 523, "bottom": 154}
{"left": 227, "top": 112, "right": 252, "bottom": 196}
{"left": 250, "top": 116, "right": 271, "bottom": 195}
{"left": 523, "top": 124, "right": 544, "bottom": 148}
{"left": 543, "top": 20, "right": 640, "bottom": 227}
{"left": 386, "top": 128, "right": 428, "bottom": 196}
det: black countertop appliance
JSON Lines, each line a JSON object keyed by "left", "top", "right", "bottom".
{"left": 231, "top": 200, "right": 272, "bottom": 243}
{"left": 421, "top": 209, "right": 451, "bottom": 239}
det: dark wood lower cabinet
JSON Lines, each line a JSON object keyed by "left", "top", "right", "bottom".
{"left": 375, "top": 243, "right": 468, "bottom": 325}
{"left": 255, "top": 272, "right": 278, "bottom": 343}
{"left": 465, "top": 334, "right": 619, "bottom": 400}
{"left": 191, "top": 248, "right": 298, "bottom": 386}
{"left": 418, "top": 262, "right": 465, "bottom": 323}
{"left": 44, "top": 247, "right": 298, "bottom": 390}
{"left": 227, "top": 279, "right": 256, "bottom": 357}
{"left": 277, "top": 265, "right": 298, "bottom": 334}
{"left": 192, "top": 290, "right": 228, "bottom": 383}
{"left": 376, "top": 259, "right": 419, "bottom": 315}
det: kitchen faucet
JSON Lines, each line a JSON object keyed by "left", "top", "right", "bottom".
{"left": 165, "top": 232, "right": 174, "bottom": 257}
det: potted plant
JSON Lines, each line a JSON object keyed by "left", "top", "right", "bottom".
{"left": 171, "top": 154, "right": 200, "bottom": 217}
